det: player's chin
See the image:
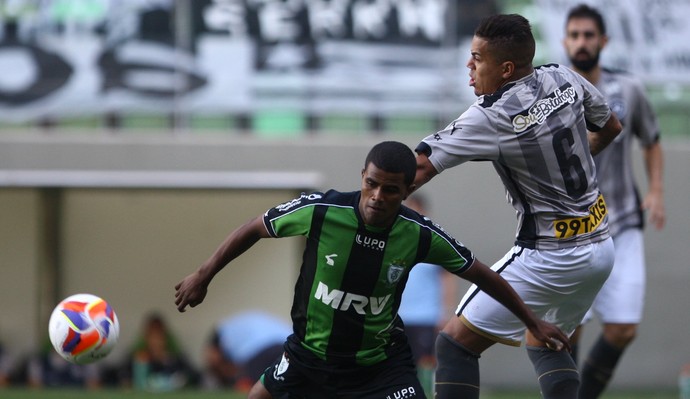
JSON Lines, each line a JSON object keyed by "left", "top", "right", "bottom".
{"left": 364, "top": 208, "right": 389, "bottom": 226}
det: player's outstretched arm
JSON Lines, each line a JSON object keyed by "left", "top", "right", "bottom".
{"left": 588, "top": 112, "right": 622, "bottom": 155}
{"left": 174, "top": 215, "right": 270, "bottom": 312}
{"left": 461, "top": 259, "right": 571, "bottom": 351}
{"left": 413, "top": 153, "right": 439, "bottom": 192}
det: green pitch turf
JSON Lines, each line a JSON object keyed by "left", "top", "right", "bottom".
{"left": 0, "top": 388, "right": 678, "bottom": 399}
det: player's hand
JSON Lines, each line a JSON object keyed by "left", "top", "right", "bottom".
{"left": 174, "top": 271, "right": 209, "bottom": 312}
{"left": 642, "top": 190, "right": 665, "bottom": 230}
{"left": 528, "top": 320, "right": 571, "bottom": 352}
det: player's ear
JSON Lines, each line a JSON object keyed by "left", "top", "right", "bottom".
{"left": 600, "top": 34, "right": 609, "bottom": 50}
{"left": 501, "top": 61, "right": 515, "bottom": 78}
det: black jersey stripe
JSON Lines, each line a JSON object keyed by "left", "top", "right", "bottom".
{"left": 292, "top": 204, "right": 328, "bottom": 340}
{"left": 325, "top": 225, "right": 390, "bottom": 365}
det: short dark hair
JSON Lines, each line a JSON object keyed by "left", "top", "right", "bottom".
{"left": 364, "top": 141, "right": 416, "bottom": 185}
{"left": 474, "top": 14, "right": 535, "bottom": 68}
{"left": 566, "top": 4, "right": 606, "bottom": 35}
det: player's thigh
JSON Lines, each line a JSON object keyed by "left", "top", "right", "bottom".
{"left": 590, "top": 228, "right": 646, "bottom": 323}
{"left": 534, "top": 239, "right": 614, "bottom": 333}
{"left": 457, "top": 246, "right": 540, "bottom": 345}
{"left": 460, "top": 241, "right": 614, "bottom": 340}
{"left": 260, "top": 351, "right": 327, "bottom": 398}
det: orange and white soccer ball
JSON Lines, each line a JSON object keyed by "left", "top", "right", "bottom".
{"left": 48, "top": 293, "right": 120, "bottom": 365}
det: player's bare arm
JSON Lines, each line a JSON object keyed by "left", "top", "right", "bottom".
{"left": 461, "top": 260, "right": 571, "bottom": 351}
{"left": 588, "top": 112, "right": 622, "bottom": 155}
{"left": 642, "top": 141, "right": 665, "bottom": 229}
{"left": 174, "top": 215, "right": 270, "bottom": 312}
{"left": 413, "top": 153, "right": 439, "bottom": 191}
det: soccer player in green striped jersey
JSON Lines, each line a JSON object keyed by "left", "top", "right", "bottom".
{"left": 175, "top": 141, "right": 568, "bottom": 399}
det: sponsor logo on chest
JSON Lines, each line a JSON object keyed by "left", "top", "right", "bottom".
{"left": 355, "top": 233, "right": 386, "bottom": 251}
{"left": 315, "top": 281, "right": 391, "bottom": 315}
{"left": 512, "top": 84, "right": 578, "bottom": 133}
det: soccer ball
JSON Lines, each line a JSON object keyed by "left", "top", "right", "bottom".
{"left": 48, "top": 293, "right": 120, "bottom": 365}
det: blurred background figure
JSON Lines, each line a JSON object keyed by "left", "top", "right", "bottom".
{"left": 0, "top": 340, "right": 13, "bottom": 387}
{"left": 203, "top": 311, "right": 291, "bottom": 393}
{"left": 399, "top": 194, "right": 459, "bottom": 396}
{"left": 26, "top": 338, "right": 101, "bottom": 389}
{"left": 562, "top": 5, "right": 666, "bottom": 399}
{"left": 120, "top": 312, "right": 198, "bottom": 392}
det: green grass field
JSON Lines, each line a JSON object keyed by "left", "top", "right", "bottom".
{"left": 0, "top": 388, "right": 679, "bottom": 399}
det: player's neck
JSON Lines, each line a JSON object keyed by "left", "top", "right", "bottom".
{"left": 511, "top": 65, "right": 535, "bottom": 82}
{"left": 574, "top": 65, "right": 602, "bottom": 85}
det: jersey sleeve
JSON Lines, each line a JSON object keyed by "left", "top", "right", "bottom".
{"left": 416, "top": 106, "right": 499, "bottom": 174}
{"left": 262, "top": 192, "right": 324, "bottom": 238}
{"left": 629, "top": 78, "right": 661, "bottom": 146}
{"left": 421, "top": 219, "right": 476, "bottom": 276}
{"left": 571, "top": 68, "right": 612, "bottom": 131}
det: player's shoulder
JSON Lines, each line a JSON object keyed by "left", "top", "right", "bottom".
{"left": 602, "top": 66, "right": 631, "bottom": 76}
{"left": 535, "top": 63, "right": 584, "bottom": 82}
{"left": 398, "top": 204, "right": 429, "bottom": 225}
{"left": 602, "top": 67, "right": 646, "bottom": 89}
{"left": 272, "top": 189, "right": 351, "bottom": 213}
{"left": 535, "top": 63, "right": 564, "bottom": 72}
{"left": 399, "top": 205, "right": 460, "bottom": 241}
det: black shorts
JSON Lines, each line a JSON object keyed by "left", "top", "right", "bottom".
{"left": 244, "top": 343, "right": 285, "bottom": 382}
{"left": 261, "top": 335, "right": 426, "bottom": 399}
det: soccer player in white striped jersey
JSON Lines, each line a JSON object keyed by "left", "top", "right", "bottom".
{"left": 414, "top": 14, "right": 622, "bottom": 399}
{"left": 563, "top": 5, "right": 665, "bottom": 398}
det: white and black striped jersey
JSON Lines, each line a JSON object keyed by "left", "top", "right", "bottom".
{"left": 592, "top": 68, "right": 660, "bottom": 237}
{"left": 417, "top": 64, "right": 612, "bottom": 250}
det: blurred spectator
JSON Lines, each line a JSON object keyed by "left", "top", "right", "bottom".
{"left": 120, "top": 312, "right": 198, "bottom": 392}
{"left": 399, "top": 194, "right": 458, "bottom": 396}
{"left": 26, "top": 338, "right": 101, "bottom": 389}
{"left": 203, "top": 311, "right": 291, "bottom": 392}
{"left": 0, "top": 341, "right": 11, "bottom": 387}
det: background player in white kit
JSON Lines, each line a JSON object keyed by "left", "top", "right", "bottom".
{"left": 414, "top": 14, "right": 622, "bottom": 399}
{"left": 563, "top": 5, "right": 666, "bottom": 398}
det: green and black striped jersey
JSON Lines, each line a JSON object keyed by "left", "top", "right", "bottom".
{"left": 262, "top": 189, "right": 474, "bottom": 366}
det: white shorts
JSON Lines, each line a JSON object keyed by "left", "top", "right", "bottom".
{"left": 457, "top": 237, "right": 615, "bottom": 346}
{"left": 582, "top": 228, "right": 646, "bottom": 324}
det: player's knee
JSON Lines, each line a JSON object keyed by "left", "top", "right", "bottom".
{"left": 541, "top": 372, "right": 580, "bottom": 398}
{"left": 604, "top": 324, "right": 638, "bottom": 348}
{"left": 435, "top": 332, "right": 480, "bottom": 367}
{"left": 435, "top": 332, "right": 481, "bottom": 398}
{"left": 527, "top": 346, "right": 579, "bottom": 399}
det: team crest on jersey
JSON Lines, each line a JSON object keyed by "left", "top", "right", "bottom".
{"left": 386, "top": 260, "right": 406, "bottom": 285}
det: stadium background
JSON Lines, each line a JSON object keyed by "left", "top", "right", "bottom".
{"left": 0, "top": 0, "right": 688, "bottom": 394}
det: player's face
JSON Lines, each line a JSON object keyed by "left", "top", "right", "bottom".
{"left": 467, "top": 36, "right": 510, "bottom": 96}
{"left": 564, "top": 18, "right": 607, "bottom": 72}
{"left": 359, "top": 163, "right": 412, "bottom": 228}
